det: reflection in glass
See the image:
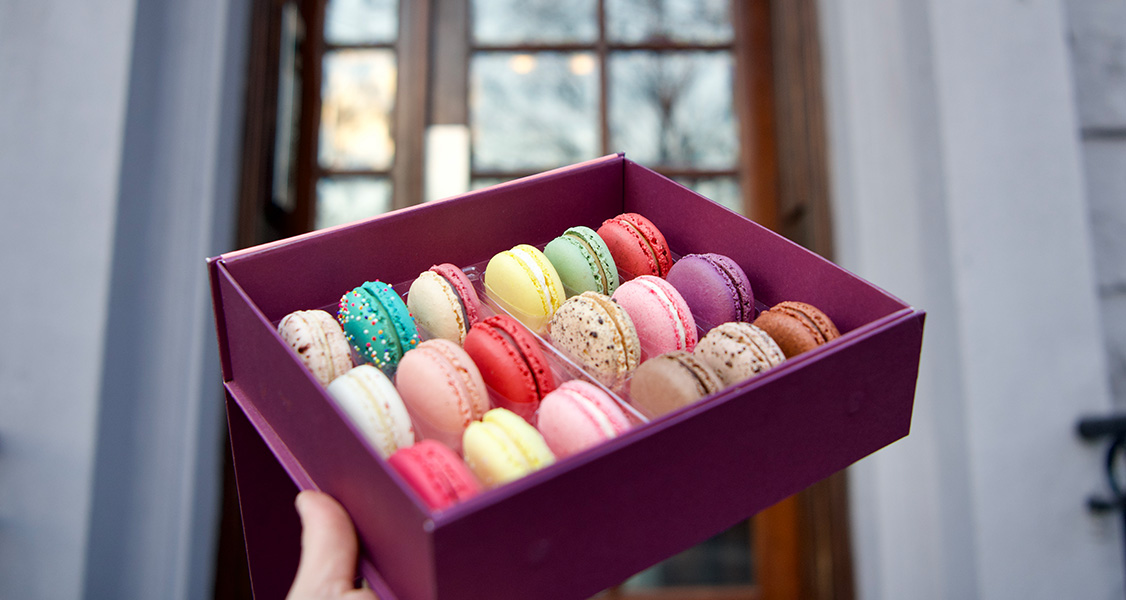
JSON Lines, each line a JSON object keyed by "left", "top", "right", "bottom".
{"left": 621, "top": 521, "right": 753, "bottom": 588}
{"left": 316, "top": 177, "right": 392, "bottom": 229}
{"left": 472, "top": 0, "right": 597, "bottom": 45}
{"left": 678, "top": 177, "right": 742, "bottom": 215}
{"left": 606, "top": 0, "right": 732, "bottom": 44}
{"left": 325, "top": 0, "right": 398, "bottom": 44}
{"left": 471, "top": 52, "right": 599, "bottom": 171}
{"left": 319, "top": 49, "right": 397, "bottom": 171}
{"left": 609, "top": 51, "right": 736, "bottom": 169}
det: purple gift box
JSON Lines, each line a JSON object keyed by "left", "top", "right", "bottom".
{"left": 208, "top": 155, "right": 924, "bottom": 600}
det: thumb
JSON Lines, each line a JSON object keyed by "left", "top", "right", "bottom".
{"left": 287, "top": 490, "right": 374, "bottom": 599}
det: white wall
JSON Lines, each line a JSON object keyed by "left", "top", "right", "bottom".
{"left": 0, "top": 0, "right": 246, "bottom": 598}
{"left": 0, "top": 2, "right": 136, "bottom": 597}
{"left": 1066, "top": 0, "right": 1126, "bottom": 410}
{"left": 819, "top": 0, "right": 1125, "bottom": 599}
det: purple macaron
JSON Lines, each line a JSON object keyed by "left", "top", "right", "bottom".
{"left": 665, "top": 253, "right": 755, "bottom": 328}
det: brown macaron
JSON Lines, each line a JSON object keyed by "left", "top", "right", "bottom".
{"left": 628, "top": 350, "right": 724, "bottom": 418}
{"left": 751, "top": 301, "right": 840, "bottom": 358}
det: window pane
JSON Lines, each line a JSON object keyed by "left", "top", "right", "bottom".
{"left": 609, "top": 51, "right": 736, "bottom": 169}
{"left": 319, "top": 49, "right": 397, "bottom": 171}
{"left": 620, "top": 521, "right": 753, "bottom": 588}
{"left": 470, "top": 178, "right": 511, "bottom": 190}
{"left": 325, "top": 0, "right": 397, "bottom": 45}
{"left": 606, "top": 0, "right": 732, "bottom": 44}
{"left": 316, "top": 177, "right": 392, "bottom": 229}
{"left": 472, "top": 0, "right": 597, "bottom": 45}
{"left": 471, "top": 52, "right": 599, "bottom": 171}
{"left": 677, "top": 177, "right": 742, "bottom": 214}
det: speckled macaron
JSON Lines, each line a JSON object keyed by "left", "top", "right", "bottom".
{"left": 694, "top": 322, "right": 786, "bottom": 386}
{"left": 548, "top": 291, "right": 641, "bottom": 388}
{"left": 277, "top": 309, "right": 355, "bottom": 387}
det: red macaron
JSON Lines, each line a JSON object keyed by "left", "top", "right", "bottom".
{"left": 463, "top": 314, "right": 558, "bottom": 422}
{"left": 596, "top": 212, "right": 673, "bottom": 279}
{"left": 388, "top": 440, "right": 481, "bottom": 511}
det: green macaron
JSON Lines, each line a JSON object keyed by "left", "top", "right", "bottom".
{"left": 337, "top": 280, "right": 420, "bottom": 376}
{"left": 543, "top": 226, "right": 620, "bottom": 297}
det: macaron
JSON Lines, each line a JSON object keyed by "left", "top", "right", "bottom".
{"left": 407, "top": 263, "right": 482, "bottom": 344}
{"left": 462, "top": 408, "right": 556, "bottom": 489}
{"left": 611, "top": 275, "right": 698, "bottom": 358}
{"left": 388, "top": 440, "right": 481, "bottom": 511}
{"left": 463, "top": 314, "right": 557, "bottom": 423}
{"left": 543, "top": 226, "right": 620, "bottom": 297}
{"left": 548, "top": 291, "right": 642, "bottom": 388}
{"left": 628, "top": 350, "right": 724, "bottom": 418}
{"left": 325, "top": 364, "right": 415, "bottom": 459}
{"left": 338, "top": 280, "right": 421, "bottom": 376}
{"left": 752, "top": 301, "right": 841, "bottom": 358}
{"left": 694, "top": 322, "right": 786, "bottom": 387}
{"left": 596, "top": 212, "right": 673, "bottom": 279}
{"left": 395, "top": 338, "right": 489, "bottom": 452}
{"left": 665, "top": 253, "right": 755, "bottom": 328}
{"left": 536, "top": 380, "right": 631, "bottom": 459}
{"left": 484, "top": 244, "right": 567, "bottom": 333}
{"left": 277, "top": 309, "right": 354, "bottom": 386}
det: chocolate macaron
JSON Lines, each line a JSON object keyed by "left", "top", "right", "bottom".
{"left": 751, "top": 301, "right": 840, "bottom": 358}
{"left": 628, "top": 350, "right": 724, "bottom": 417}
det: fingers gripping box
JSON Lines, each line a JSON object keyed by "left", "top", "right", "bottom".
{"left": 208, "top": 155, "right": 924, "bottom": 600}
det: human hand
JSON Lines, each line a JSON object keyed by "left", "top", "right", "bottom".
{"left": 287, "top": 490, "right": 379, "bottom": 600}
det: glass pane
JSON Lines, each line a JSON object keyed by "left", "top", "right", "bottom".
{"left": 470, "top": 177, "right": 511, "bottom": 190}
{"left": 319, "top": 49, "right": 397, "bottom": 171}
{"left": 472, "top": 0, "right": 597, "bottom": 45}
{"left": 272, "top": 2, "right": 303, "bottom": 212}
{"left": 325, "top": 0, "right": 397, "bottom": 44}
{"left": 609, "top": 51, "right": 736, "bottom": 169}
{"left": 678, "top": 177, "right": 742, "bottom": 214}
{"left": 620, "top": 521, "right": 753, "bottom": 588}
{"left": 471, "top": 52, "right": 599, "bottom": 171}
{"left": 606, "top": 0, "right": 732, "bottom": 44}
{"left": 316, "top": 177, "right": 392, "bottom": 229}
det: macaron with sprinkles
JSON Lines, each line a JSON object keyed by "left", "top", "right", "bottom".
{"left": 338, "top": 280, "right": 421, "bottom": 376}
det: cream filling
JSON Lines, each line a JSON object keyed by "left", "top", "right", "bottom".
{"left": 636, "top": 279, "right": 686, "bottom": 348}
{"left": 571, "top": 393, "right": 619, "bottom": 438}
{"left": 510, "top": 246, "right": 550, "bottom": 302}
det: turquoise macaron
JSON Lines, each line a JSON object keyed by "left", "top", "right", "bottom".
{"left": 543, "top": 226, "right": 620, "bottom": 297}
{"left": 337, "top": 280, "right": 420, "bottom": 376}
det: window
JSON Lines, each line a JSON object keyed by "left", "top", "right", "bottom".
{"left": 468, "top": 0, "right": 743, "bottom": 214}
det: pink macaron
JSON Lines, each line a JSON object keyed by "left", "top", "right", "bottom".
{"left": 388, "top": 440, "right": 481, "bottom": 511}
{"left": 395, "top": 338, "right": 490, "bottom": 453}
{"left": 536, "top": 381, "right": 631, "bottom": 458}
{"left": 611, "top": 275, "right": 698, "bottom": 358}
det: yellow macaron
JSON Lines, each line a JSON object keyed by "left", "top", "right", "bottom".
{"left": 484, "top": 244, "right": 566, "bottom": 333}
{"left": 463, "top": 408, "right": 555, "bottom": 488}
